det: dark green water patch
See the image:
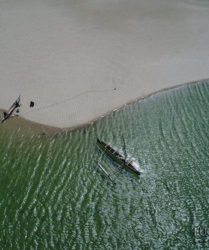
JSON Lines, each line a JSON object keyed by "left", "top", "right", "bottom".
{"left": 0, "top": 81, "right": 209, "bottom": 249}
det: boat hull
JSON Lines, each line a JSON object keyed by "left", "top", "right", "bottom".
{"left": 1, "top": 96, "right": 20, "bottom": 123}
{"left": 97, "top": 139, "right": 140, "bottom": 177}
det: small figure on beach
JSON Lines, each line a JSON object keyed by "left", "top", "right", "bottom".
{"left": 30, "top": 101, "right": 34, "bottom": 107}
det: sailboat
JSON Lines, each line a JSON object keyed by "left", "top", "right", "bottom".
{"left": 1, "top": 96, "right": 20, "bottom": 123}
{"left": 97, "top": 138, "right": 140, "bottom": 176}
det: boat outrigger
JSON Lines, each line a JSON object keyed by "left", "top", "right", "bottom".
{"left": 97, "top": 139, "right": 140, "bottom": 176}
{"left": 1, "top": 96, "right": 20, "bottom": 123}
{"left": 97, "top": 163, "right": 116, "bottom": 184}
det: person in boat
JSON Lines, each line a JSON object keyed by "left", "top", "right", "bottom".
{"left": 15, "top": 100, "right": 20, "bottom": 108}
{"left": 116, "top": 154, "right": 126, "bottom": 163}
{"left": 3, "top": 112, "right": 7, "bottom": 119}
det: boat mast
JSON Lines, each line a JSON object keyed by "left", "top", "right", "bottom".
{"left": 122, "top": 135, "right": 127, "bottom": 161}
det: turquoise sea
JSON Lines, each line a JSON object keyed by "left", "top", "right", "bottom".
{"left": 0, "top": 81, "right": 209, "bottom": 249}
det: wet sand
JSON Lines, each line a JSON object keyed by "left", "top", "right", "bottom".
{"left": 1, "top": 0, "right": 209, "bottom": 128}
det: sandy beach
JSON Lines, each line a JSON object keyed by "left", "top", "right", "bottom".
{"left": 0, "top": 0, "right": 209, "bottom": 128}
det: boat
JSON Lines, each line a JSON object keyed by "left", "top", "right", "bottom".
{"left": 1, "top": 96, "right": 20, "bottom": 123}
{"left": 97, "top": 138, "right": 140, "bottom": 176}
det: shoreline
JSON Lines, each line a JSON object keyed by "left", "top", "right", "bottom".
{"left": 1, "top": 0, "right": 209, "bottom": 129}
{"left": 1, "top": 78, "right": 208, "bottom": 133}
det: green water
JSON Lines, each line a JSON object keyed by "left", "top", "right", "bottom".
{"left": 0, "top": 81, "right": 209, "bottom": 249}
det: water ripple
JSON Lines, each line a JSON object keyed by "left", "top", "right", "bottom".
{"left": 0, "top": 81, "right": 209, "bottom": 249}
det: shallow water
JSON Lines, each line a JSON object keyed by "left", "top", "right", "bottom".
{"left": 0, "top": 81, "right": 209, "bottom": 249}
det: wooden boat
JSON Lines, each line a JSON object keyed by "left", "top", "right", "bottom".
{"left": 97, "top": 139, "right": 140, "bottom": 176}
{"left": 1, "top": 96, "right": 20, "bottom": 123}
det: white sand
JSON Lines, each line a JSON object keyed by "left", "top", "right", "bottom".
{"left": 0, "top": 0, "right": 209, "bottom": 128}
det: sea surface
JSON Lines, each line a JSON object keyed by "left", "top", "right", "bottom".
{"left": 0, "top": 81, "right": 209, "bottom": 249}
